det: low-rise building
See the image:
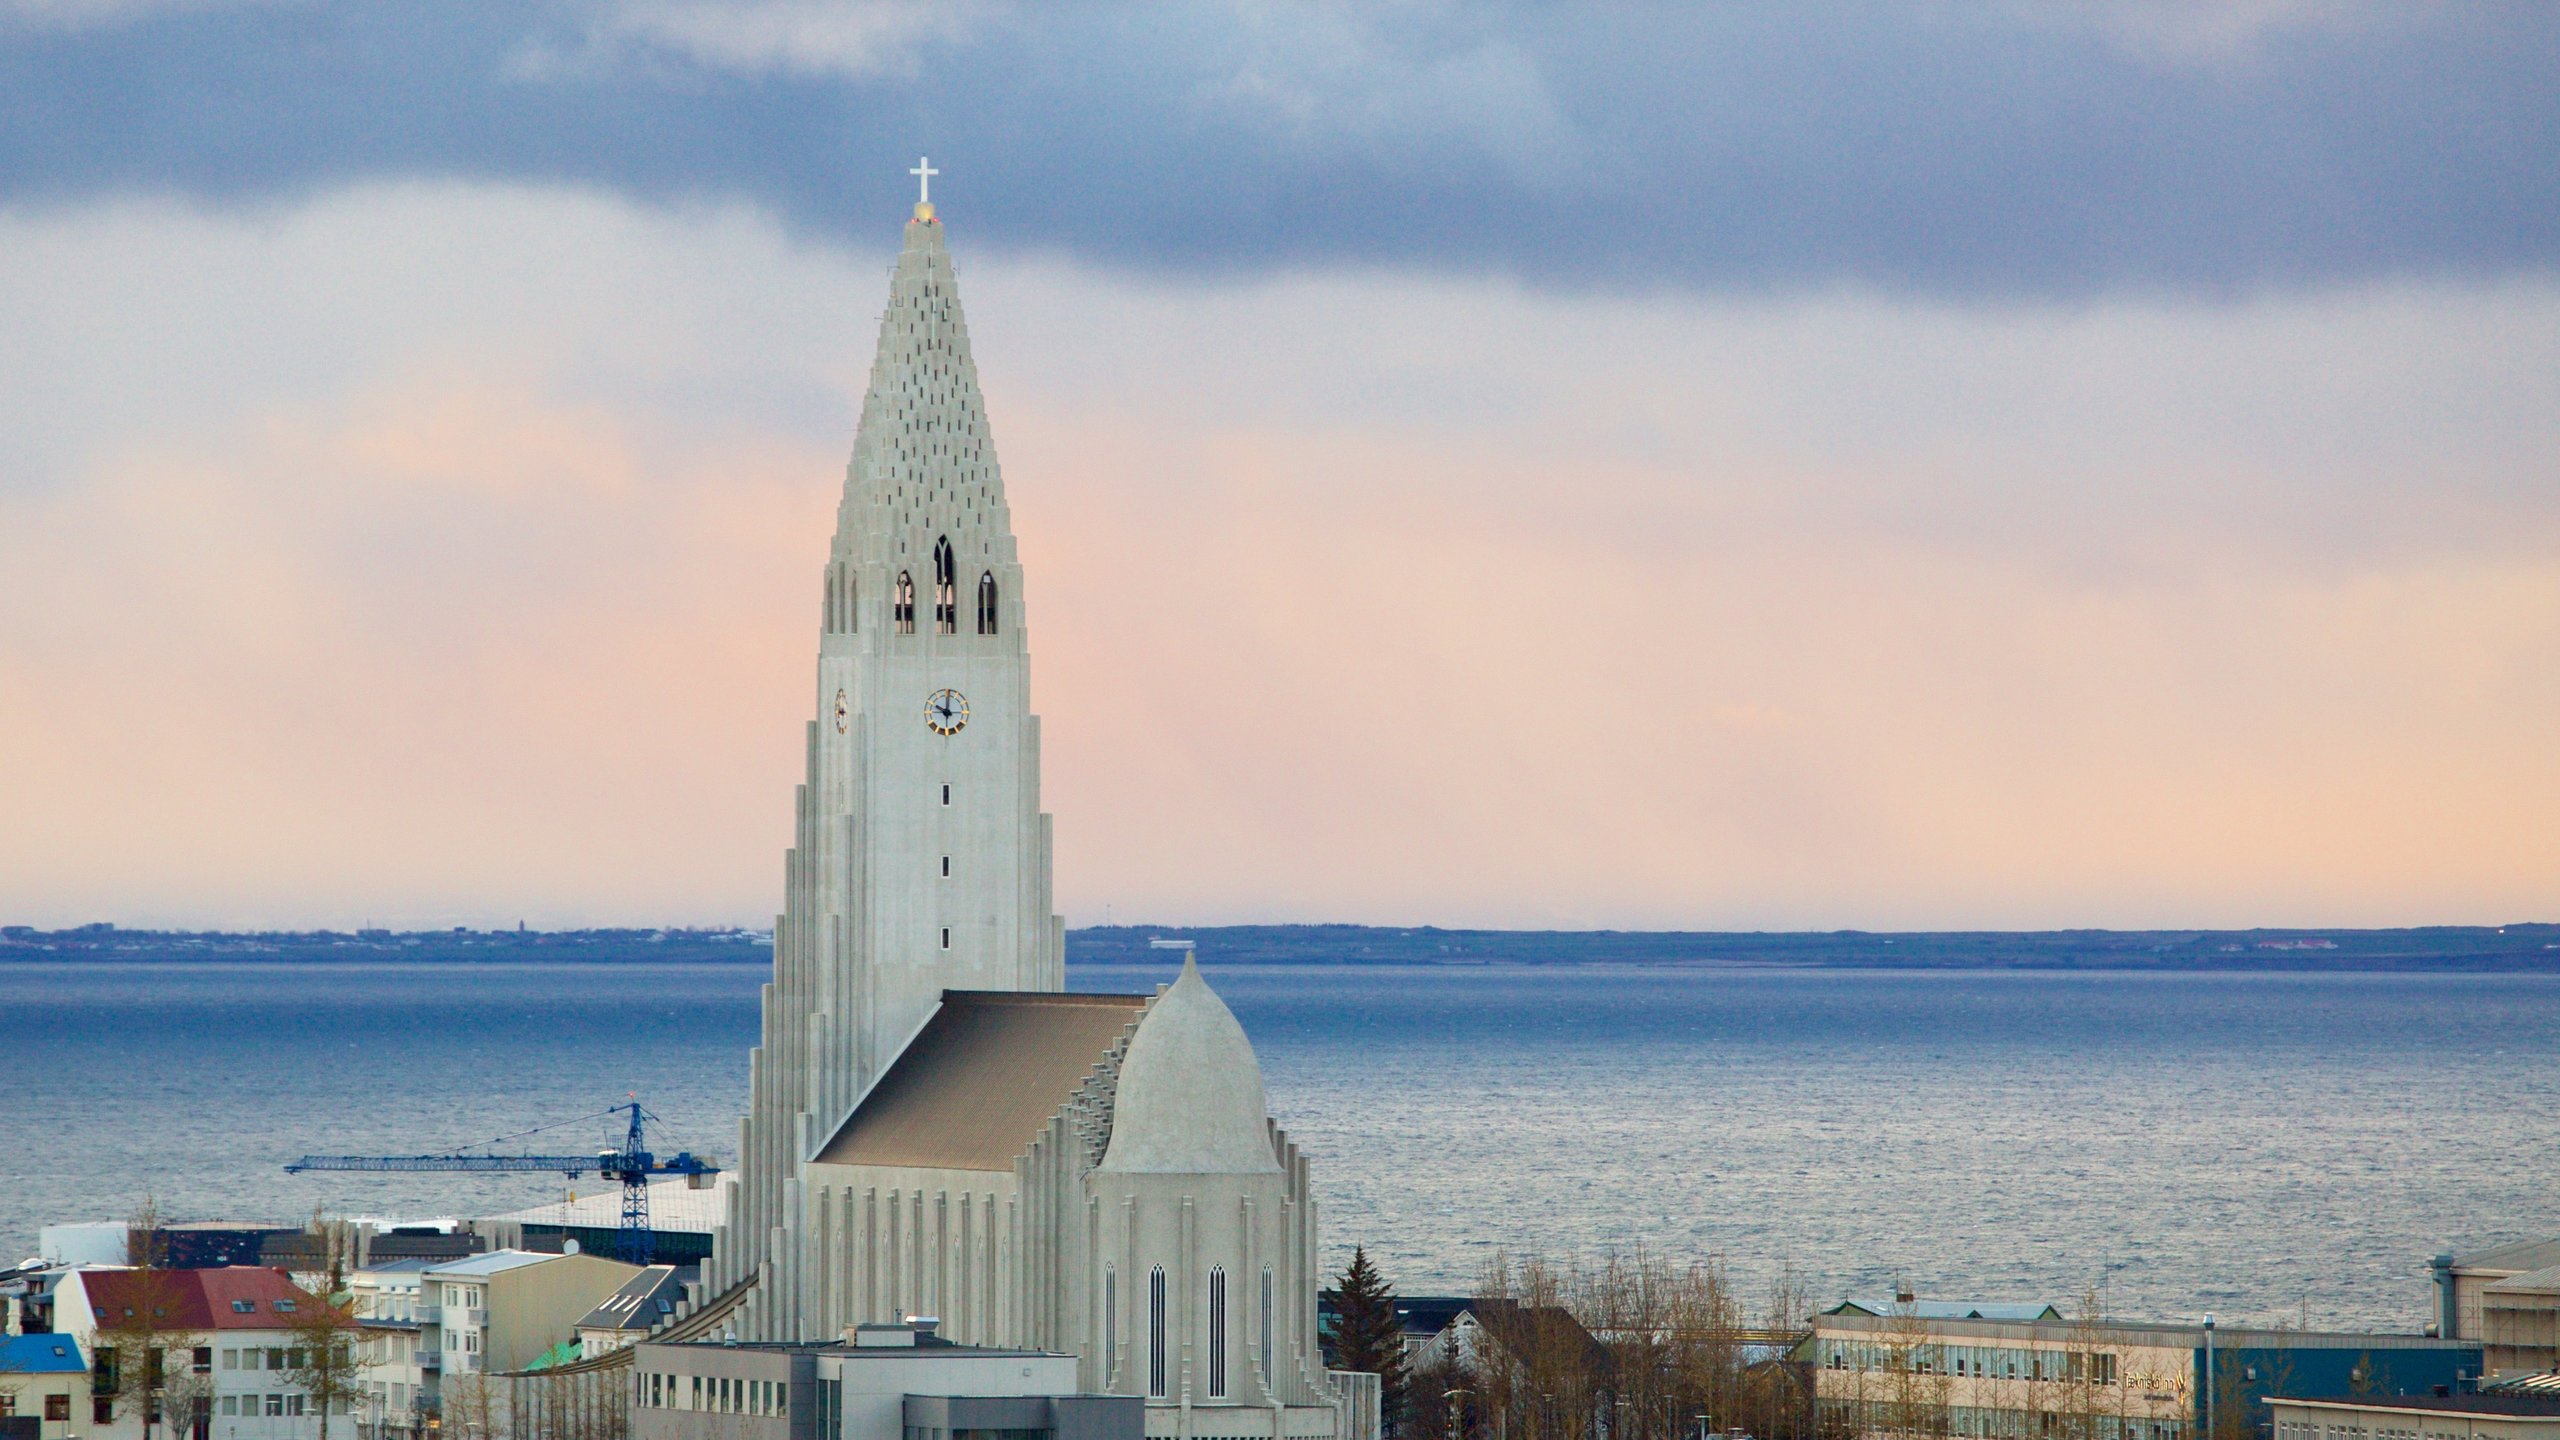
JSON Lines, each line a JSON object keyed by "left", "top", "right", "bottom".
{"left": 627, "top": 1322, "right": 1137, "bottom": 1440}
{"left": 52, "top": 1265, "right": 345, "bottom": 1440}
{"left": 2269, "top": 1392, "right": 2560, "bottom": 1440}
{"left": 1810, "top": 1299, "right": 2481, "bottom": 1440}
{"left": 574, "top": 1267, "right": 688, "bottom": 1361}
{"left": 2436, "top": 1243, "right": 2560, "bottom": 1348}
{"left": 2479, "top": 1270, "right": 2560, "bottom": 1383}
{"left": 348, "top": 1261, "right": 438, "bottom": 1440}
{"left": 0, "top": 1333, "right": 90, "bottom": 1440}
{"left": 422, "top": 1250, "right": 639, "bottom": 1377}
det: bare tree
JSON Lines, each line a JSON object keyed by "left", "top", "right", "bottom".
{"left": 281, "top": 1240, "right": 369, "bottom": 1440}
{"left": 101, "top": 1197, "right": 212, "bottom": 1440}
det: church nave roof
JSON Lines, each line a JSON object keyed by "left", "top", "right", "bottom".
{"left": 815, "top": 989, "right": 1148, "bottom": 1172}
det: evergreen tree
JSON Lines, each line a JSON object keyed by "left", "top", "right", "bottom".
{"left": 1327, "top": 1247, "right": 1411, "bottom": 1435}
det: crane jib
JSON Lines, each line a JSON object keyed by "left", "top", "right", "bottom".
{"left": 282, "top": 1101, "right": 718, "bottom": 1265}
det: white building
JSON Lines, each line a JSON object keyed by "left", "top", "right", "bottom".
{"left": 53, "top": 1265, "right": 343, "bottom": 1440}
{"left": 691, "top": 186, "right": 1359, "bottom": 1440}
{"left": 347, "top": 1259, "right": 436, "bottom": 1440}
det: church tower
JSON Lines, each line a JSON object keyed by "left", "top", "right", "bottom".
{"left": 703, "top": 184, "right": 1064, "bottom": 1339}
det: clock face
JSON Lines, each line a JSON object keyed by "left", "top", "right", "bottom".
{"left": 832, "top": 689, "right": 849, "bottom": 734}
{"left": 925, "top": 687, "right": 970, "bottom": 736}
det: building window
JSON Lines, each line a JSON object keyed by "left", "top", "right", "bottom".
{"left": 941, "top": 856, "right": 951, "bottom": 878}
{"left": 1104, "top": 1265, "right": 1117, "bottom": 1382}
{"left": 933, "top": 536, "right": 957, "bottom": 633}
{"left": 1261, "top": 1265, "right": 1275, "bottom": 1382}
{"left": 1149, "top": 1266, "right": 1168, "bottom": 1399}
{"left": 941, "top": 783, "right": 952, "bottom": 806}
{"left": 1208, "top": 1266, "right": 1228, "bottom": 1399}
{"left": 95, "top": 1398, "right": 113, "bottom": 1425}
{"left": 976, "top": 572, "right": 998, "bottom": 635}
{"left": 46, "top": 1395, "right": 70, "bottom": 1423}
{"left": 941, "top": 927, "right": 952, "bottom": 950}
{"left": 895, "top": 571, "right": 916, "bottom": 633}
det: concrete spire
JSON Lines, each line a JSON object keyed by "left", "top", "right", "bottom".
{"left": 707, "top": 190, "right": 1062, "bottom": 1342}
{"left": 832, "top": 202, "right": 1019, "bottom": 591}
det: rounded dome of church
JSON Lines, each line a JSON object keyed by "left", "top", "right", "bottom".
{"left": 1100, "top": 955, "right": 1283, "bottom": 1175}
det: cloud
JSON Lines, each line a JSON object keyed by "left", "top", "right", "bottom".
{"left": 2, "top": 182, "right": 2556, "bottom": 929}
{"left": 517, "top": 0, "right": 976, "bottom": 81}
{"left": 0, "top": 4, "right": 2552, "bottom": 298}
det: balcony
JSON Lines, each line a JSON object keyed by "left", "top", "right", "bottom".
{"left": 415, "top": 1351, "right": 441, "bottom": 1371}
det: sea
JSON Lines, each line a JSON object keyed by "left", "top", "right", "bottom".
{"left": 6, "top": 957, "right": 2557, "bottom": 1332}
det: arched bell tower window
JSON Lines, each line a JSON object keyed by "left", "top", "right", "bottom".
{"left": 1148, "top": 1266, "right": 1168, "bottom": 1399}
{"left": 976, "top": 572, "right": 998, "bottom": 635}
{"left": 932, "top": 536, "right": 957, "bottom": 634}
{"left": 894, "top": 571, "right": 915, "bottom": 634}
{"left": 1207, "top": 1266, "right": 1228, "bottom": 1399}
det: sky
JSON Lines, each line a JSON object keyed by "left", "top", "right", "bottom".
{"left": 2, "top": 2, "right": 2557, "bottom": 931}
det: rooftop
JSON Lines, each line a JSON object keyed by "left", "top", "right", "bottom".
{"left": 74, "top": 1265, "right": 322, "bottom": 1332}
{"left": 2279, "top": 1395, "right": 2560, "bottom": 1418}
{"left": 1830, "top": 1299, "right": 2066, "bottom": 1322}
{"left": 0, "top": 1333, "right": 88, "bottom": 1374}
{"left": 484, "top": 1173, "right": 734, "bottom": 1235}
{"left": 578, "top": 1264, "right": 686, "bottom": 1333}
{"left": 818, "top": 991, "right": 1149, "bottom": 1173}
{"left": 424, "top": 1249, "right": 560, "bottom": 1279}
{"left": 2454, "top": 1238, "right": 2560, "bottom": 1274}
{"left": 2487, "top": 1265, "right": 2560, "bottom": 1297}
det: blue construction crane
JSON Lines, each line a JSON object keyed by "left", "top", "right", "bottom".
{"left": 286, "top": 1100, "right": 718, "bottom": 1265}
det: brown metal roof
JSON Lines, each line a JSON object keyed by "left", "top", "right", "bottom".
{"left": 816, "top": 990, "right": 1149, "bottom": 1172}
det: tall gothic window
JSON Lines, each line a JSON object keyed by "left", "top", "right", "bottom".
{"left": 1260, "top": 1265, "right": 1274, "bottom": 1384}
{"left": 894, "top": 571, "right": 915, "bottom": 633}
{"left": 1103, "top": 1265, "right": 1117, "bottom": 1385}
{"left": 932, "top": 536, "right": 957, "bottom": 633}
{"left": 1207, "top": 1267, "right": 1228, "bottom": 1399}
{"left": 1148, "top": 1266, "right": 1168, "bottom": 1399}
{"left": 976, "top": 571, "right": 998, "bottom": 635}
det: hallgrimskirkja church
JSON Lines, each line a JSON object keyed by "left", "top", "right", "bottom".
{"left": 685, "top": 187, "right": 1354, "bottom": 1440}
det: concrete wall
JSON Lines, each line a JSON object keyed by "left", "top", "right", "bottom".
{"left": 487, "top": 1254, "right": 640, "bottom": 1373}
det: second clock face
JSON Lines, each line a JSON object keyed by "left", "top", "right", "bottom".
{"left": 925, "top": 687, "right": 970, "bottom": 736}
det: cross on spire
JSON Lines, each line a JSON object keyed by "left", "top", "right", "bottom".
{"left": 910, "top": 156, "right": 939, "bottom": 206}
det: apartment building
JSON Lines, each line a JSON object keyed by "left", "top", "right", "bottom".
{"left": 52, "top": 1266, "right": 343, "bottom": 1440}
{"left": 347, "top": 1260, "right": 437, "bottom": 1440}
{"left": 420, "top": 1250, "right": 638, "bottom": 1377}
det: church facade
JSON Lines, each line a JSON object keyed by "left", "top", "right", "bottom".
{"left": 692, "top": 191, "right": 1351, "bottom": 1440}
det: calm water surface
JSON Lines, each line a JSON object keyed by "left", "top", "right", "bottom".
{"left": 5, "top": 959, "right": 2555, "bottom": 1330}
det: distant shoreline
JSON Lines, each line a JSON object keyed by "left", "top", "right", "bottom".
{"left": 4, "top": 921, "right": 2557, "bottom": 971}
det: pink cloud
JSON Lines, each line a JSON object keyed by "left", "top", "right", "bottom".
{"left": 2, "top": 185, "right": 2555, "bottom": 928}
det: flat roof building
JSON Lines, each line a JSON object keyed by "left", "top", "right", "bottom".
{"left": 1811, "top": 1300, "right": 2482, "bottom": 1440}
{"left": 627, "top": 1324, "right": 1138, "bottom": 1440}
{"left": 2270, "top": 1392, "right": 2560, "bottom": 1440}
